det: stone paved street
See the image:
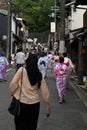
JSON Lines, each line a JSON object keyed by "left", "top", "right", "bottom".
{"left": 0, "top": 68, "right": 87, "bottom": 130}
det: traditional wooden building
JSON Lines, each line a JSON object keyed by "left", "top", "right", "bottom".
{"left": 65, "top": 0, "right": 87, "bottom": 84}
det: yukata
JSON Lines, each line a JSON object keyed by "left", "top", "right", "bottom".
{"left": 52, "top": 55, "right": 59, "bottom": 69}
{"left": 64, "top": 57, "right": 75, "bottom": 89}
{"left": 64, "top": 57, "right": 70, "bottom": 75}
{"left": 47, "top": 54, "right": 53, "bottom": 70}
{"left": 54, "top": 63, "right": 69, "bottom": 100}
{"left": 0, "top": 56, "right": 9, "bottom": 81}
{"left": 38, "top": 57, "right": 48, "bottom": 78}
{"left": 64, "top": 57, "right": 74, "bottom": 79}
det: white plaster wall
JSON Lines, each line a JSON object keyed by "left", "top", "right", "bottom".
{"left": 71, "top": 5, "right": 87, "bottom": 30}
{"left": 11, "top": 15, "right": 16, "bottom": 54}
{"left": 12, "top": 16, "right": 16, "bottom": 34}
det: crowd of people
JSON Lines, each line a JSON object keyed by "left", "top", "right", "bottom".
{"left": 0, "top": 43, "right": 75, "bottom": 130}
{"left": 11, "top": 45, "right": 75, "bottom": 103}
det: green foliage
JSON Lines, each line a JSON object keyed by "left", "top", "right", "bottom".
{"left": 11, "top": 0, "right": 60, "bottom": 32}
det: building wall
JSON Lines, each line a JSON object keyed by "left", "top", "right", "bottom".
{"left": 71, "top": 5, "right": 87, "bottom": 30}
{"left": 0, "top": 12, "right": 8, "bottom": 52}
{"left": 0, "top": 13, "right": 7, "bottom": 40}
{"left": 83, "top": 10, "right": 87, "bottom": 26}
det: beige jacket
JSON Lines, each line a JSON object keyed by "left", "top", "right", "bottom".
{"left": 9, "top": 67, "right": 50, "bottom": 104}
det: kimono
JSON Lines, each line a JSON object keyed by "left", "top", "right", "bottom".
{"left": 0, "top": 56, "right": 9, "bottom": 81}
{"left": 64, "top": 57, "right": 75, "bottom": 89}
{"left": 64, "top": 57, "right": 74, "bottom": 75}
{"left": 54, "top": 63, "right": 69, "bottom": 100}
{"left": 47, "top": 53, "right": 53, "bottom": 69}
{"left": 38, "top": 56, "right": 48, "bottom": 78}
{"left": 52, "top": 55, "right": 59, "bottom": 69}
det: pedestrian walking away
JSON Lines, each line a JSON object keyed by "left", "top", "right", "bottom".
{"left": 47, "top": 52, "right": 53, "bottom": 71}
{"left": 54, "top": 56, "right": 69, "bottom": 103}
{"left": 0, "top": 51, "right": 9, "bottom": 82}
{"left": 14, "top": 47, "right": 25, "bottom": 72}
{"left": 9, "top": 53, "right": 51, "bottom": 130}
{"left": 63, "top": 52, "right": 75, "bottom": 76}
{"left": 38, "top": 53, "right": 48, "bottom": 78}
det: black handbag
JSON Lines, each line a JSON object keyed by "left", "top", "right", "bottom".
{"left": 8, "top": 68, "right": 23, "bottom": 116}
{"left": 8, "top": 97, "right": 20, "bottom": 116}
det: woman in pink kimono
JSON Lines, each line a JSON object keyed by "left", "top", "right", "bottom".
{"left": 0, "top": 51, "right": 9, "bottom": 81}
{"left": 54, "top": 56, "right": 69, "bottom": 103}
{"left": 47, "top": 52, "right": 53, "bottom": 70}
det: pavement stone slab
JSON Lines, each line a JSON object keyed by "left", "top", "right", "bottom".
{"left": 0, "top": 69, "right": 87, "bottom": 130}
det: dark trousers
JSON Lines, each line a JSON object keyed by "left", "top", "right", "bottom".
{"left": 16, "top": 64, "right": 24, "bottom": 71}
{"left": 14, "top": 102, "right": 40, "bottom": 130}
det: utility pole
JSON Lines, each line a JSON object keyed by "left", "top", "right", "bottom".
{"left": 59, "top": 0, "right": 65, "bottom": 53}
{"left": 51, "top": 0, "right": 59, "bottom": 41}
{"left": 7, "top": 0, "right": 12, "bottom": 59}
{"left": 54, "top": 0, "right": 57, "bottom": 41}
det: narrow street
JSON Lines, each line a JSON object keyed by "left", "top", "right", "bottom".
{"left": 0, "top": 68, "right": 87, "bottom": 130}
